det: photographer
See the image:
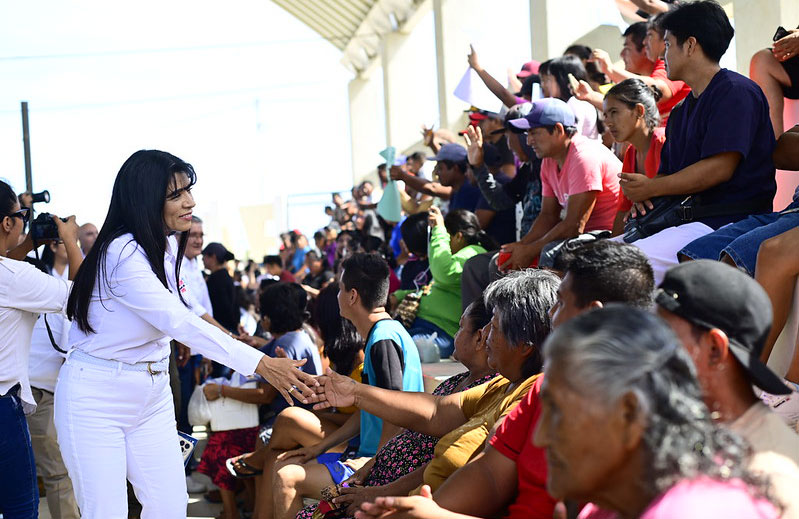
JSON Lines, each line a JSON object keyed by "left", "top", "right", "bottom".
{"left": 0, "top": 179, "right": 81, "bottom": 518}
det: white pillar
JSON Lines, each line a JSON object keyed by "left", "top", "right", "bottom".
{"left": 529, "top": 0, "right": 624, "bottom": 63}
{"left": 382, "top": 30, "right": 438, "bottom": 152}
{"left": 433, "top": 0, "right": 485, "bottom": 131}
{"left": 348, "top": 74, "right": 386, "bottom": 185}
{"left": 732, "top": 0, "right": 799, "bottom": 75}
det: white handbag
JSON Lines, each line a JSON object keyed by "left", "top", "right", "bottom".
{"left": 208, "top": 379, "right": 260, "bottom": 432}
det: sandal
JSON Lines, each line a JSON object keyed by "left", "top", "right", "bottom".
{"left": 225, "top": 455, "right": 263, "bottom": 479}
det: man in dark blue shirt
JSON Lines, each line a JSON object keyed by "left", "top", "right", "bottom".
{"left": 391, "top": 144, "right": 482, "bottom": 213}
{"left": 617, "top": 0, "right": 776, "bottom": 284}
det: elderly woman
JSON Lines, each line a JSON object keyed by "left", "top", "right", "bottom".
{"left": 356, "top": 307, "right": 778, "bottom": 519}
{"left": 306, "top": 269, "right": 559, "bottom": 503}
{"left": 537, "top": 307, "right": 778, "bottom": 519}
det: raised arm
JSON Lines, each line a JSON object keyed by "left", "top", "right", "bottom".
{"left": 310, "top": 368, "right": 467, "bottom": 438}
{"left": 468, "top": 45, "right": 520, "bottom": 108}
{"left": 391, "top": 166, "right": 453, "bottom": 199}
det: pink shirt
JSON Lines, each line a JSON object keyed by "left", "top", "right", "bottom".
{"left": 540, "top": 136, "right": 621, "bottom": 232}
{"left": 578, "top": 478, "right": 778, "bottom": 519}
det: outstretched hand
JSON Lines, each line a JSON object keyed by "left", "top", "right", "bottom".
{"left": 463, "top": 125, "right": 485, "bottom": 167}
{"left": 255, "top": 356, "right": 318, "bottom": 405}
{"left": 307, "top": 368, "right": 359, "bottom": 410}
{"left": 355, "top": 485, "right": 440, "bottom": 519}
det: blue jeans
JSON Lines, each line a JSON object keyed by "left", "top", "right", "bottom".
{"left": 407, "top": 317, "right": 455, "bottom": 359}
{"left": 679, "top": 200, "right": 799, "bottom": 275}
{"left": 0, "top": 384, "right": 39, "bottom": 519}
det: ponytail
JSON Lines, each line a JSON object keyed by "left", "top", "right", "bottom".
{"left": 444, "top": 209, "right": 499, "bottom": 251}
{"left": 605, "top": 78, "right": 661, "bottom": 130}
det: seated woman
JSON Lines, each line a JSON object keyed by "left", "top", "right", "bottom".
{"left": 198, "top": 282, "right": 323, "bottom": 519}
{"left": 750, "top": 27, "right": 799, "bottom": 136}
{"left": 601, "top": 79, "right": 666, "bottom": 236}
{"left": 392, "top": 207, "right": 497, "bottom": 358}
{"left": 295, "top": 295, "right": 498, "bottom": 519}
{"left": 307, "top": 270, "right": 559, "bottom": 506}
{"left": 356, "top": 307, "right": 780, "bottom": 519}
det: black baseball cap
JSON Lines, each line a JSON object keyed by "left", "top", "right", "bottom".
{"left": 656, "top": 260, "right": 790, "bottom": 395}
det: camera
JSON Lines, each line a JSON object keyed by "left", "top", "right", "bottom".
{"left": 30, "top": 212, "right": 67, "bottom": 242}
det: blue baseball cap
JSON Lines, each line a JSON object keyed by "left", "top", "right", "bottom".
{"left": 428, "top": 143, "right": 468, "bottom": 162}
{"left": 508, "top": 98, "right": 576, "bottom": 130}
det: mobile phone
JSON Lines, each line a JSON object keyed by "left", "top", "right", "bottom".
{"left": 774, "top": 26, "right": 790, "bottom": 42}
{"left": 567, "top": 73, "right": 580, "bottom": 93}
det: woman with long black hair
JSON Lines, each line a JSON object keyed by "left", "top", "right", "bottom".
{"left": 55, "top": 150, "right": 317, "bottom": 518}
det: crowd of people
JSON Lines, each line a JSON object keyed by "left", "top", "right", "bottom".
{"left": 2, "top": 1, "right": 799, "bottom": 519}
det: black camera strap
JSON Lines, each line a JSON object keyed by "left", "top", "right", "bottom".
{"left": 32, "top": 240, "right": 68, "bottom": 354}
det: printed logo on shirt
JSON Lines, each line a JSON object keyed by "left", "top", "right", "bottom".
{"left": 179, "top": 278, "right": 187, "bottom": 294}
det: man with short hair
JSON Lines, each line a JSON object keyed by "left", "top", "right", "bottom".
{"left": 270, "top": 252, "right": 424, "bottom": 519}
{"left": 619, "top": 0, "right": 776, "bottom": 285}
{"left": 263, "top": 255, "right": 296, "bottom": 283}
{"left": 576, "top": 16, "right": 691, "bottom": 124}
{"left": 77, "top": 222, "right": 98, "bottom": 256}
{"left": 354, "top": 241, "right": 654, "bottom": 519}
{"left": 656, "top": 260, "right": 799, "bottom": 518}
{"left": 390, "top": 143, "right": 482, "bottom": 213}
{"left": 501, "top": 98, "right": 621, "bottom": 270}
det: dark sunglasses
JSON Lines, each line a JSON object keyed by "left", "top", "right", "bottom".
{"left": 7, "top": 207, "right": 30, "bottom": 224}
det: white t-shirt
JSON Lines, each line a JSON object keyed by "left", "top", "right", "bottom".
{"left": 0, "top": 256, "right": 70, "bottom": 412}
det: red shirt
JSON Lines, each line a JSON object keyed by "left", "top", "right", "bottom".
{"left": 279, "top": 270, "right": 296, "bottom": 283}
{"left": 651, "top": 59, "right": 691, "bottom": 125}
{"left": 489, "top": 376, "right": 555, "bottom": 519}
{"left": 617, "top": 128, "right": 667, "bottom": 213}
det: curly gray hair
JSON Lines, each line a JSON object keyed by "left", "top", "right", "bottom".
{"left": 483, "top": 269, "right": 560, "bottom": 377}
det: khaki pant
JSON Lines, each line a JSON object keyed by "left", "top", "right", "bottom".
{"left": 27, "top": 387, "right": 81, "bottom": 519}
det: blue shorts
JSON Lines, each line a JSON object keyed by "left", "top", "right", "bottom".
{"left": 679, "top": 201, "right": 799, "bottom": 275}
{"left": 316, "top": 453, "right": 356, "bottom": 484}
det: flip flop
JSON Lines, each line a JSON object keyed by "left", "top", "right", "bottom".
{"left": 225, "top": 455, "right": 263, "bottom": 478}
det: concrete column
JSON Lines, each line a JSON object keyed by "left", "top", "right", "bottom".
{"left": 529, "top": 0, "right": 623, "bottom": 63}
{"left": 433, "top": 0, "right": 484, "bottom": 131}
{"left": 732, "top": 0, "right": 799, "bottom": 75}
{"left": 348, "top": 74, "right": 386, "bottom": 185}
{"left": 382, "top": 30, "right": 438, "bottom": 151}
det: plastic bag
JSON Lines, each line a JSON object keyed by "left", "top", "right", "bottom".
{"left": 187, "top": 384, "right": 211, "bottom": 426}
{"left": 415, "top": 332, "right": 441, "bottom": 363}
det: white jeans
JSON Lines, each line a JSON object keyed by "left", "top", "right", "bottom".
{"left": 54, "top": 355, "right": 187, "bottom": 519}
{"left": 616, "top": 222, "right": 714, "bottom": 286}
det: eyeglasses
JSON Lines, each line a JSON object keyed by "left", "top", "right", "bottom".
{"left": 6, "top": 207, "right": 30, "bottom": 224}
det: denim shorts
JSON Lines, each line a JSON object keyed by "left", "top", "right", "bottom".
{"left": 679, "top": 200, "right": 799, "bottom": 275}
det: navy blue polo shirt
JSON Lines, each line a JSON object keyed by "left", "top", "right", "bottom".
{"left": 449, "top": 179, "right": 482, "bottom": 213}
{"left": 658, "top": 69, "right": 776, "bottom": 229}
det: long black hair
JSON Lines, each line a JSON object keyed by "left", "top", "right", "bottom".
{"left": 546, "top": 55, "right": 589, "bottom": 102}
{"left": 444, "top": 209, "right": 499, "bottom": 252}
{"left": 67, "top": 150, "right": 197, "bottom": 333}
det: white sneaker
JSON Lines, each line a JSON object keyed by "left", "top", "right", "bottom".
{"left": 186, "top": 474, "right": 207, "bottom": 494}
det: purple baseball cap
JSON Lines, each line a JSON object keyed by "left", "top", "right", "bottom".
{"left": 508, "top": 98, "right": 576, "bottom": 131}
